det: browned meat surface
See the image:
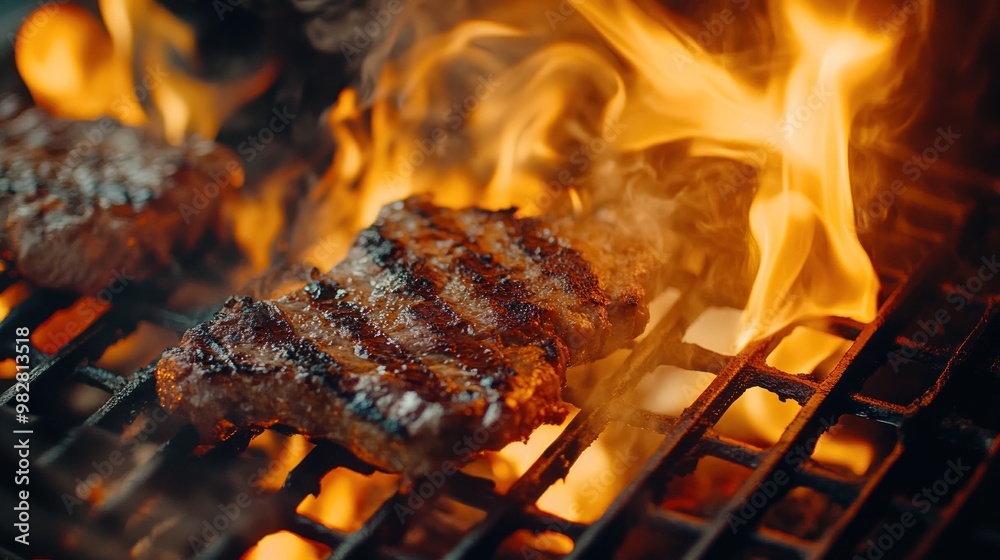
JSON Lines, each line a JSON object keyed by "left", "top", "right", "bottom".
{"left": 157, "top": 196, "right": 657, "bottom": 475}
{"left": 0, "top": 96, "right": 241, "bottom": 293}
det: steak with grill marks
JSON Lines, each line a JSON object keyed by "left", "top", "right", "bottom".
{"left": 0, "top": 96, "right": 241, "bottom": 293}
{"left": 156, "top": 196, "right": 657, "bottom": 475}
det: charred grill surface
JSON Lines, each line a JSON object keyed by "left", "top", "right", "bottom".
{"left": 0, "top": 96, "right": 241, "bottom": 293}
{"left": 157, "top": 196, "right": 656, "bottom": 475}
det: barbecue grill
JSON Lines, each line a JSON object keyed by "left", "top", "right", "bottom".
{"left": 2, "top": 169, "right": 998, "bottom": 560}
{"left": 4, "top": 0, "right": 1000, "bottom": 559}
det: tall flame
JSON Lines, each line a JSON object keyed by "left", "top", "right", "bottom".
{"left": 572, "top": 0, "right": 889, "bottom": 347}
{"left": 298, "top": 0, "right": 909, "bottom": 347}
{"left": 15, "top": 0, "right": 277, "bottom": 144}
{"left": 741, "top": 2, "right": 887, "bottom": 346}
{"left": 289, "top": 0, "right": 922, "bottom": 524}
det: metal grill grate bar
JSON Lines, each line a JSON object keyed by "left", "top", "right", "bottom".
{"left": 443, "top": 312, "right": 710, "bottom": 559}
{"left": 3, "top": 182, "right": 995, "bottom": 560}
{"left": 676, "top": 241, "right": 956, "bottom": 559}
{"left": 814, "top": 301, "right": 999, "bottom": 559}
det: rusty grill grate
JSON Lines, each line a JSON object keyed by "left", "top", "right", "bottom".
{"left": 2, "top": 182, "right": 999, "bottom": 560}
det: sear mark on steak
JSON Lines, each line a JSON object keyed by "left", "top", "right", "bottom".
{"left": 0, "top": 96, "right": 242, "bottom": 294}
{"left": 157, "top": 196, "right": 657, "bottom": 475}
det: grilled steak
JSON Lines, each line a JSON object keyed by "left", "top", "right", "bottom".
{"left": 0, "top": 96, "right": 241, "bottom": 293}
{"left": 157, "top": 196, "right": 657, "bottom": 475}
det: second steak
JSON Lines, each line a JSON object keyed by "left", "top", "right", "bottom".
{"left": 0, "top": 96, "right": 242, "bottom": 293}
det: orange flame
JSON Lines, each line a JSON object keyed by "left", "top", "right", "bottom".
{"left": 297, "top": 469, "right": 400, "bottom": 532}
{"left": 15, "top": 0, "right": 278, "bottom": 144}
{"left": 572, "top": 0, "right": 893, "bottom": 347}
{"left": 242, "top": 531, "right": 328, "bottom": 560}
{"left": 685, "top": 309, "right": 873, "bottom": 475}
{"left": 10, "top": 0, "right": 917, "bottom": 538}
{"left": 298, "top": 0, "right": 906, "bottom": 344}
{"left": 32, "top": 296, "right": 109, "bottom": 354}
{"left": 494, "top": 418, "right": 632, "bottom": 524}
{"left": 289, "top": 0, "right": 922, "bottom": 522}
{"left": 0, "top": 282, "right": 31, "bottom": 326}
{"left": 14, "top": 3, "right": 139, "bottom": 124}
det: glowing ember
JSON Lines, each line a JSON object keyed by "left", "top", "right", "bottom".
{"left": 0, "top": 282, "right": 31, "bottom": 325}
{"left": 247, "top": 433, "right": 314, "bottom": 493}
{"left": 487, "top": 413, "right": 653, "bottom": 523}
{"left": 31, "top": 296, "right": 109, "bottom": 355}
{"left": 243, "top": 531, "right": 328, "bottom": 560}
{"left": 490, "top": 418, "right": 573, "bottom": 495}
{"left": 535, "top": 432, "right": 629, "bottom": 523}
{"left": 297, "top": 469, "right": 399, "bottom": 532}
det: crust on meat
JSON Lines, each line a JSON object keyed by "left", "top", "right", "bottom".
{"left": 157, "top": 197, "right": 657, "bottom": 475}
{"left": 0, "top": 96, "right": 240, "bottom": 293}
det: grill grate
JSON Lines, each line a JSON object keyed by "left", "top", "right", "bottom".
{"left": 2, "top": 182, "right": 999, "bottom": 560}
